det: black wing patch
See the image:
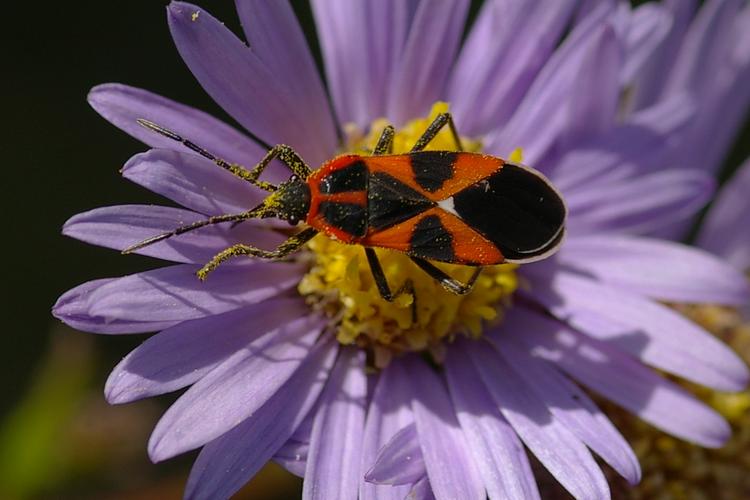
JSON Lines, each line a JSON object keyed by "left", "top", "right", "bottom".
{"left": 320, "top": 202, "right": 367, "bottom": 237}
{"left": 452, "top": 164, "right": 565, "bottom": 260}
{"left": 409, "top": 151, "right": 456, "bottom": 192}
{"left": 408, "top": 215, "right": 455, "bottom": 262}
{"left": 368, "top": 171, "right": 434, "bottom": 230}
{"left": 319, "top": 161, "right": 368, "bottom": 194}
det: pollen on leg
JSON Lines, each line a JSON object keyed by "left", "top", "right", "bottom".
{"left": 298, "top": 103, "right": 519, "bottom": 366}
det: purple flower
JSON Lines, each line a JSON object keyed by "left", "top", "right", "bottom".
{"left": 53, "top": 2, "right": 750, "bottom": 499}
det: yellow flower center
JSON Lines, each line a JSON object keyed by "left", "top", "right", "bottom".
{"left": 298, "top": 103, "right": 520, "bottom": 367}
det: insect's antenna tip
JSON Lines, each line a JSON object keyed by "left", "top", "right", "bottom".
{"left": 136, "top": 118, "right": 182, "bottom": 142}
{"left": 121, "top": 243, "right": 142, "bottom": 255}
{"left": 121, "top": 235, "right": 166, "bottom": 254}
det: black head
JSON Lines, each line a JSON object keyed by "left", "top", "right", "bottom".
{"left": 267, "top": 176, "right": 311, "bottom": 225}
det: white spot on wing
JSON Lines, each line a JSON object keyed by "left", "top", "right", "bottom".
{"left": 438, "top": 197, "right": 460, "bottom": 218}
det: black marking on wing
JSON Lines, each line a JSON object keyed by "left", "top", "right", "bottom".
{"left": 319, "top": 160, "right": 368, "bottom": 194}
{"left": 453, "top": 164, "right": 565, "bottom": 260}
{"left": 368, "top": 171, "right": 434, "bottom": 230}
{"left": 409, "top": 214, "right": 455, "bottom": 262}
{"left": 409, "top": 151, "right": 456, "bottom": 192}
{"left": 320, "top": 202, "right": 367, "bottom": 237}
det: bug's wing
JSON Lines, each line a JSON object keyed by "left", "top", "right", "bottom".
{"left": 451, "top": 163, "right": 567, "bottom": 263}
{"left": 362, "top": 207, "right": 503, "bottom": 266}
{"left": 363, "top": 153, "right": 503, "bottom": 201}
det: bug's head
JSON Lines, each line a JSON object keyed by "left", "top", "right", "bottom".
{"left": 264, "top": 175, "right": 311, "bottom": 226}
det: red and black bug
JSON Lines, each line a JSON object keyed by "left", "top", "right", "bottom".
{"left": 125, "top": 112, "right": 566, "bottom": 302}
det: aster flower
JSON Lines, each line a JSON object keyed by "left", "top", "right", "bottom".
{"left": 53, "top": 2, "right": 750, "bottom": 500}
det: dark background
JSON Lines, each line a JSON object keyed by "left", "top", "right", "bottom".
{"left": 1, "top": 0, "right": 747, "bottom": 498}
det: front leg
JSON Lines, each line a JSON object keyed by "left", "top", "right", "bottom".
{"left": 245, "top": 144, "right": 313, "bottom": 188}
{"left": 197, "top": 227, "right": 318, "bottom": 280}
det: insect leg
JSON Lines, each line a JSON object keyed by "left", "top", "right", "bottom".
{"left": 409, "top": 257, "right": 482, "bottom": 295}
{"left": 365, "top": 248, "right": 417, "bottom": 322}
{"left": 136, "top": 119, "right": 278, "bottom": 192}
{"left": 121, "top": 207, "right": 273, "bottom": 254}
{"left": 409, "top": 113, "right": 464, "bottom": 152}
{"left": 250, "top": 144, "right": 313, "bottom": 182}
{"left": 197, "top": 227, "right": 318, "bottom": 280}
{"left": 373, "top": 125, "right": 395, "bottom": 155}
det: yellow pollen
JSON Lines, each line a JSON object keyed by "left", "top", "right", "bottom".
{"left": 298, "top": 103, "right": 519, "bottom": 365}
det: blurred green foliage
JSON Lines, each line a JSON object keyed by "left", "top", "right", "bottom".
{"left": 0, "top": 330, "right": 93, "bottom": 498}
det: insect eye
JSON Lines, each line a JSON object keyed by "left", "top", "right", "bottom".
{"left": 290, "top": 175, "right": 298, "bottom": 182}
{"left": 288, "top": 216, "right": 299, "bottom": 226}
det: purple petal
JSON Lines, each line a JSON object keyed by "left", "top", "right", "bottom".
{"left": 463, "top": 341, "right": 610, "bottom": 500}
{"left": 53, "top": 261, "right": 302, "bottom": 334}
{"left": 310, "top": 0, "right": 411, "bottom": 128}
{"left": 697, "top": 156, "right": 750, "bottom": 270}
{"left": 184, "top": 338, "right": 338, "bottom": 500}
{"left": 167, "top": 2, "right": 334, "bottom": 165}
{"left": 664, "top": 0, "right": 743, "bottom": 97}
{"left": 484, "top": 3, "right": 618, "bottom": 164}
{"left": 407, "top": 476, "right": 434, "bottom": 500}
{"left": 406, "top": 356, "right": 485, "bottom": 500}
{"left": 234, "top": 0, "right": 337, "bottom": 162}
{"left": 148, "top": 315, "right": 323, "bottom": 462}
{"left": 273, "top": 393, "right": 324, "bottom": 477}
{"left": 87, "top": 83, "right": 263, "bottom": 165}
{"left": 523, "top": 269, "right": 750, "bottom": 391}
{"left": 574, "top": 0, "right": 617, "bottom": 25}
{"left": 679, "top": 41, "right": 750, "bottom": 176}
{"left": 449, "top": 0, "right": 578, "bottom": 136}
{"left": 303, "top": 348, "right": 367, "bottom": 500}
{"left": 556, "top": 24, "right": 622, "bottom": 152}
{"left": 551, "top": 94, "right": 695, "bottom": 192}
{"left": 360, "top": 359, "right": 415, "bottom": 500}
{"left": 629, "top": 0, "right": 697, "bottom": 109}
{"left": 493, "top": 338, "right": 641, "bottom": 485}
{"left": 365, "top": 423, "right": 423, "bottom": 486}
{"left": 503, "top": 307, "right": 732, "bottom": 447}
{"left": 122, "top": 149, "right": 264, "bottom": 215}
{"left": 663, "top": 1, "right": 750, "bottom": 174}
{"left": 564, "top": 169, "right": 714, "bottom": 236}
{"left": 62, "top": 205, "right": 283, "bottom": 264}
{"left": 558, "top": 234, "right": 750, "bottom": 304}
{"left": 445, "top": 350, "right": 540, "bottom": 500}
{"left": 274, "top": 439, "right": 309, "bottom": 478}
{"left": 386, "top": 0, "right": 470, "bottom": 125}
{"left": 620, "top": 2, "right": 672, "bottom": 84}
{"left": 104, "top": 297, "right": 306, "bottom": 403}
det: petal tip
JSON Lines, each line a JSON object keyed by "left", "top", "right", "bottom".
{"left": 624, "top": 460, "right": 642, "bottom": 486}
{"left": 51, "top": 289, "right": 78, "bottom": 322}
{"left": 147, "top": 434, "right": 169, "bottom": 464}
{"left": 120, "top": 150, "right": 153, "bottom": 176}
{"left": 86, "top": 83, "right": 122, "bottom": 110}
{"left": 104, "top": 369, "right": 132, "bottom": 405}
{"left": 167, "top": 1, "right": 199, "bottom": 23}
{"left": 703, "top": 419, "right": 732, "bottom": 449}
{"left": 61, "top": 212, "right": 83, "bottom": 237}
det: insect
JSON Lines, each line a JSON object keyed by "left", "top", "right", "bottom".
{"left": 125, "top": 113, "right": 567, "bottom": 303}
